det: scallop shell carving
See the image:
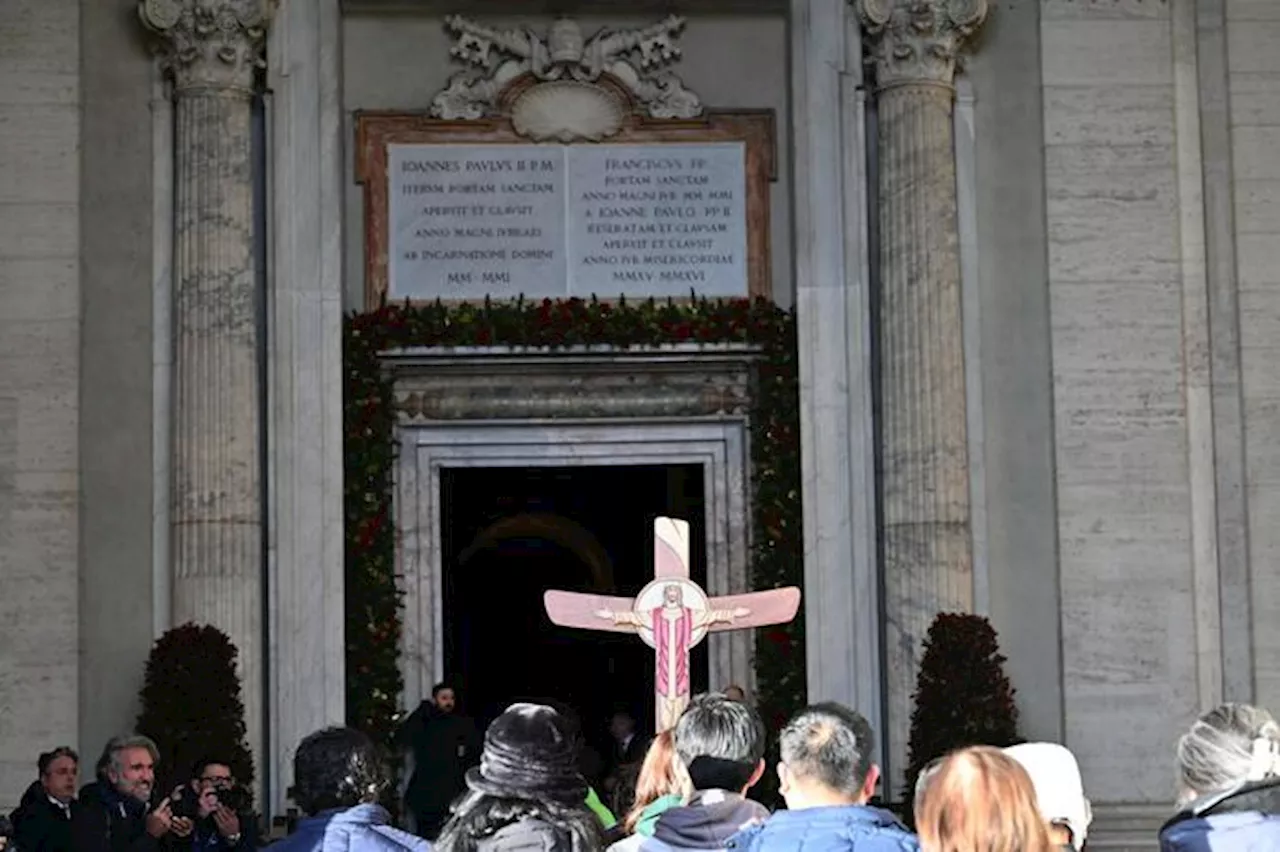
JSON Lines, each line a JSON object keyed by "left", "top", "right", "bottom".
{"left": 510, "top": 81, "right": 627, "bottom": 143}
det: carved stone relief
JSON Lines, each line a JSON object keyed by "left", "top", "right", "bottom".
{"left": 430, "top": 15, "right": 705, "bottom": 142}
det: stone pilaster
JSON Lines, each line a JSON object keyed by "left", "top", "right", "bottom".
{"left": 791, "top": 0, "right": 885, "bottom": 772}
{"left": 856, "top": 0, "right": 987, "bottom": 785}
{"left": 139, "top": 0, "right": 274, "bottom": 785}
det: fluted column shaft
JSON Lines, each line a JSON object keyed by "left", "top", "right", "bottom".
{"left": 857, "top": 0, "right": 987, "bottom": 785}
{"left": 140, "top": 0, "right": 274, "bottom": 788}
{"left": 172, "top": 81, "right": 261, "bottom": 751}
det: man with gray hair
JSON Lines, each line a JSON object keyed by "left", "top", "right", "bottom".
{"left": 731, "top": 703, "right": 918, "bottom": 852}
{"left": 638, "top": 693, "right": 770, "bottom": 852}
{"left": 70, "top": 735, "right": 190, "bottom": 852}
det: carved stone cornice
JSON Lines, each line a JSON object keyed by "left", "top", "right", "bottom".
{"left": 855, "top": 0, "right": 987, "bottom": 90}
{"left": 382, "top": 345, "right": 760, "bottom": 424}
{"left": 139, "top": 0, "right": 276, "bottom": 93}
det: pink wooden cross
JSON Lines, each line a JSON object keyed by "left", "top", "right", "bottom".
{"left": 544, "top": 516, "right": 801, "bottom": 732}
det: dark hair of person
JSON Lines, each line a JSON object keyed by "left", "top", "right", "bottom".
{"left": 190, "top": 757, "right": 231, "bottom": 781}
{"left": 778, "top": 703, "right": 875, "bottom": 796}
{"left": 436, "top": 788, "right": 602, "bottom": 852}
{"left": 291, "top": 727, "right": 388, "bottom": 815}
{"left": 38, "top": 747, "right": 79, "bottom": 776}
{"left": 674, "top": 693, "right": 765, "bottom": 791}
{"left": 432, "top": 682, "right": 454, "bottom": 697}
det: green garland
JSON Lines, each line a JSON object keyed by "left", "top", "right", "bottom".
{"left": 343, "top": 296, "right": 805, "bottom": 750}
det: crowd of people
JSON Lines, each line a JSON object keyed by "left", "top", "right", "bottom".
{"left": 4, "top": 693, "right": 1280, "bottom": 852}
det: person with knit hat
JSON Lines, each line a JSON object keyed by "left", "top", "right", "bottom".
{"left": 435, "top": 703, "right": 603, "bottom": 852}
{"left": 1002, "top": 743, "right": 1091, "bottom": 852}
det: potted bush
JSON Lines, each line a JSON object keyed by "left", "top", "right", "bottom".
{"left": 903, "top": 613, "right": 1019, "bottom": 819}
{"left": 136, "top": 623, "right": 254, "bottom": 799}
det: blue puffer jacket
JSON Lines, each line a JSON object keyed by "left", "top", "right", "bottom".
{"left": 1160, "top": 779, "right": 1280, "bottom": 852}
{"left": 269, "top": 804, "right": 431, "bottom": 852}
{"left": 728, "top": 805, "right": 918, "bottom": 852}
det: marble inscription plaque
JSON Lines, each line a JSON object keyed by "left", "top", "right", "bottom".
{"left": 568, "top": 143, "right": 747, "bottom": 298}
{"left": 387, "top": 142, "right": 748, "bottom": 301}
{"left": 390, "top": 144, "right": 567, "bottom": 300}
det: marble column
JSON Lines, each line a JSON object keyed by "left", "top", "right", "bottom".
{"left": 855, "top": 0, "right": 987, "bottom": 786}
{"left": 138, "top": 0, "right": 274, "bottom": 783}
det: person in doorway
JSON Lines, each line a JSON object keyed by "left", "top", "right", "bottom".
{"left": 395, "top": 682, "right": 482, "bottom": 840}
{"left": 604, "top": 711, "right": 647, "bottom": 815}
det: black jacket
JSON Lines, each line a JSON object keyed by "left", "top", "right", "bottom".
{"left": 11, "top": 782, "right": 78, "bottom": 852}
{"left": 69, "top": 784, "right": 160, "bottom": 852}
{"left": 394, "top": 703, "right": 481, "bottom": 814}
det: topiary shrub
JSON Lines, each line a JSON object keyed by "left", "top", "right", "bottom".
{"left": 903, "top": 613, "right": 1019, "bottom": 819}
{"left": 136, "top": 623, "right": 254, "bottom": 800}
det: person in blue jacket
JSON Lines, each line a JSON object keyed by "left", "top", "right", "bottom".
{"left": 729, "top": 703, "right": 917, "bottom": 852}
{"left": 270, "top": 727, "right": 430, "bottom": 852}
{"left": 1160, "top": 703, "right": 1280, "bottom": 852}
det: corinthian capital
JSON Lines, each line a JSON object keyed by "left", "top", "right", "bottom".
{"left": 139, "top": 0, "right": 276, "bottom": 92}
{"left": 855, "top": 0, "right": 987, "bottom": 89}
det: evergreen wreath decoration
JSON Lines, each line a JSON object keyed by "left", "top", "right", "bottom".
{"left": 343, "top": 296, "right": 805, "bottom": 753}
{"left": 903, "top": 612, "right": 1020, "bottom": 815}
{"left": 136, "top": 623, "right": 255, "bottom": 799}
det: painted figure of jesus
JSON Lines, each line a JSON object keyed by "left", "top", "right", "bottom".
{"left": 596, "top": 584, "right": 750, "bottom": 730}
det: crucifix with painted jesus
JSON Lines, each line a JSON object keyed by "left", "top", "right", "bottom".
{"left": 544, "top": 516, "right": 801, "bottom": 732}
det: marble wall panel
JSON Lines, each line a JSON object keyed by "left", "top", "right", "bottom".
{"left": 1041, "top": 0, "right": 1198, "bottom": 803}
{"left": 0, "top": 0, "right": 79, "bottom": 812}
{"left": 1227, "top": 0, "right": 1280, "bottom": 713}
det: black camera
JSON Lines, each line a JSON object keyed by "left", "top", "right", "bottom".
{"left": 211, "top": 785, "right": 251, "bottom": 815}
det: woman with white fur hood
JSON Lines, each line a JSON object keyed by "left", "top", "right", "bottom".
{"left": 1158, "top": 703, "right": 1280, "bottom": 852}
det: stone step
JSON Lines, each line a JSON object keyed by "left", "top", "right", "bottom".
{"left": 1086, "top": 803, "right": 1170, "bottom": 852}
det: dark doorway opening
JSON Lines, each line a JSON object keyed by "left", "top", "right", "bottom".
{"left": 441, "top": 464, "right": 707, "bottom": 771}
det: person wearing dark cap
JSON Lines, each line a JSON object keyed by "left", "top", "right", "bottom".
{"left": 435, "top": 703, "right": 603, "bottom": 852}
{"left": 269, "top": 727, "right": 429, "bottom": 852}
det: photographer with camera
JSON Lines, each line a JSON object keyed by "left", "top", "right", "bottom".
{"left": 166, "top": 758, "right": 256, "bottom": 852}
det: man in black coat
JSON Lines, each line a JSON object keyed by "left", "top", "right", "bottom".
{"left": 393, "top": 683, "right": 480, "bottom": 840}
{"left": 70, "top": 735, "right": 191, "bottom": 852}
{"left": 11, "top": 748, "right": 81, "bottom": 852}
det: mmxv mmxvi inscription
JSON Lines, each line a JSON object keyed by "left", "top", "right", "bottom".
{"left": 389, "top": 143, "right": 747, "bottom": 301}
